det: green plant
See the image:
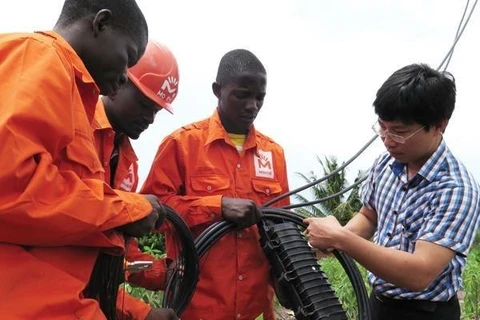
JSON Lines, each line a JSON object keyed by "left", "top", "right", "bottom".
{"left": 121, "top": 283, "right": 164, "bottom": 307}
{"left": 124, "top": 232, "right": 166, "bottom": 306}
{"left": 294, "top": 155, "right": 366, "bottom": 226}
{"left": 319, "top": 257, "right": 368, "bottom": 319}
{"left": 136, "top": 232, "right": 165, "bottom": 258}
{"left": 462, "top": 247, "right": 480, "bottom": 320}
{"left": 471, "top": 232, "right": 480, "bottom": 250}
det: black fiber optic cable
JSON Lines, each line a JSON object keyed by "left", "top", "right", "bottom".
{"left": 263, "top": 135, "right": 378, "bottom": 208}
{"left": 281, "top": 175, "right": 368, "bottom": 211}
{"left": 194, "top": 210, "right": 371, "bottom": 320}
{"left": 161, "top": 205, "right": 199, "bottom": 317}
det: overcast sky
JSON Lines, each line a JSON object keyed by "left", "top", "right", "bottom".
{"left": 1, "top": 1, "right": 479, "bottom": 199}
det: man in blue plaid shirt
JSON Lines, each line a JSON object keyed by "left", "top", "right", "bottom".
{"left": 304, "top": 63, "right": 480, "bottom": 320}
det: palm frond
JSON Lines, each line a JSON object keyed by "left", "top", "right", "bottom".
{"left": 295, "top": 155, "right": 367, "bottom": 224}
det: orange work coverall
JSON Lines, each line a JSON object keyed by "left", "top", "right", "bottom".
{"left": 142, "top": 110, "right": 290, "bottom": 320}
{"left": 93, "top": 101, "right": 168, "bottom": 320}
{"left": 0, "top": 31, "right": 151, "bottom": 320}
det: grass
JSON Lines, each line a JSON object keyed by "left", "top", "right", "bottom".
{"left": 127, "top": 233, "right": 480, "bottom": 319}
{"left": 461, "top": 246, "right": 480, "bottom": 320}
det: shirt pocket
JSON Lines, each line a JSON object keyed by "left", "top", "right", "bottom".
{"left": 190, "top": 174, "right": 231, "bottom": 196}
{"left": 251, "top": 178, "right": 283, "bottom": 205}
{"left": 60, "top": 130, "right": 104, "bottom": 178}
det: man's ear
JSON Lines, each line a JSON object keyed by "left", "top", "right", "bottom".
{"left": 437, "top": 119, "right": 449, "bottom": 134}
{"left": 92, "top": 9, "right": 113, "bottom": 36}
{"left": 212, "top": 82, "right": 221, "bottom": 99}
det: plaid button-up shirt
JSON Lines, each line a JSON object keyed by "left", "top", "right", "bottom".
{"left": 362, "top": 139, "right": 480, "bottom": 301}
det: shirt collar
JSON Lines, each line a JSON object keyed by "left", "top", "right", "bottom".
{"left": 37, "top": 31, "right": 100, "bottom": 123}
{"left": 93, "top": 99, "right": 112, "bottom": 130}
{"left": 417, "top": 138, "right": 448, "bottom": 182}
{"left": 390, "top": 138, "right": 447, "bottom": 183}
{"left": 38, "top": 31, "right": 99, "bottom": 88}
{"left": 119, "top": 135, "right": 138, "bottom": 162}
{"left": 93, "top": 100, "right": 138, "bottom": 162}
{"left": 205, "top": 108, "right": 258, "bottom": 150}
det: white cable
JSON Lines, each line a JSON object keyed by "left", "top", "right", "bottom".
{"left": 443, "top": 0, "right": 470, "bottom": 71}
{"left": 437, "top": 0, "right": 479, "bottom": 71}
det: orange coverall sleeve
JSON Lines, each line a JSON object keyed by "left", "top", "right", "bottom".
{"left": 126, "top": 238, "right": 169, "bottom": 291}
{"left": 114, "top": 240, "right": 168, "bottom": 319}
{"left": 141, "top": 136, "right": 223, "bottom": 228}
{"left": 0, "top": 37, "right": 151, "bottom": 246}
{"left": 116, "top": 287, "right": 152, "bottom": 320}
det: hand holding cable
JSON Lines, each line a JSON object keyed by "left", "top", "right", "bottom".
{"left": 145, "top": 307, "right": 178, "bottom": 320}
{"left": 304, "top": 215, "right": 343, "bottom": 253}
{"left": 221, "top": 197, "right": 262, "bottom": 230}
{"left": 117, "top": 195, "right": 166, "bottom": 237}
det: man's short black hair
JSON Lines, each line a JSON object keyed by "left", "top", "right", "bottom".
{"left": 374, "top": 63, "right": 456, "bottom": 128}
{"left": 216, "top": 49, "right": 266, "bottom": 84}
{"left": 56, "top": 0, "right": 148, "bottom": 51}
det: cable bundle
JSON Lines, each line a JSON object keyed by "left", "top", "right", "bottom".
{"left": 262, "top": 208, "right": 371, "bottom": 320}
{"left": 260, "top": 219, "right": 347, "bottom": 320}
{"left": 194, "top": 208, "right": 371, "bottom": 320}
{"left": 162, "top": 205, "right": 199, "bottom": 317}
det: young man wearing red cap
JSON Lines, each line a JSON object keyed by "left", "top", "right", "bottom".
{"left": 93, "top": 40, "right": 180, "bottom": 320}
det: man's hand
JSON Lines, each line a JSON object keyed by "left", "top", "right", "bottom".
{"left": 117, "top": 195, "right": 166, "bottom": 237}
{"left": 145, "top": 307, "right": 178, "bottom": 320}
{"left": 303, "top": 216, "right": 343, "bottom": 251}
{"left": 307, "top": 241, "right": 334, "bottom": 259}
{"left": 221, "top": 197, "right": 262, "bottom": 230}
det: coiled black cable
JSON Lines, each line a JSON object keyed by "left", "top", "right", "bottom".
{"left": 260, "top": 219, "right": 347, "bottom": 319}
{"left": 262, "top": 208, "right": 371, "bottom": 320}
{"left": 161, "top": 205, "right": 199, "bottom": 317}
{"left": 194, "top": 209, "right": 371, "bottom": 320}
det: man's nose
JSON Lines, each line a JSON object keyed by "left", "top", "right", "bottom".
{"left": 382, "top": 134, "right": 398, "bottom": 148}
{"left": 144, "top": 110, "right": 155, "bottom": 124}
{"left": 245, "top": 99, "right": 259, "bottom": 112}
{"left": 119, "top": 70, "right": 128, "bottom": 86}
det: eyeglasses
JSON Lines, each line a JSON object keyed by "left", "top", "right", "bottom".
{"left": 372, "top": 121, "right": 425, "bottom": 144}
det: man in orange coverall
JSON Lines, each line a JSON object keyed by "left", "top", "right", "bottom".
{"left": 92, "top": 40, "right": 180, "bottom": 320}
{"left": 141, "top": 49, "right": 290, "bottom": 320}
{"left": 0, "top": 1, "right": 175, "bottom": 320}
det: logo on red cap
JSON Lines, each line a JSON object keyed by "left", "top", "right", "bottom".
{"left": 158, "top": 76, "right": 178, "bottom": 103}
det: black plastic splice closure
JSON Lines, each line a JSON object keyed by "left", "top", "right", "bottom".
{"left": 259, "top": 220, "right": 347, "bottom": 320}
